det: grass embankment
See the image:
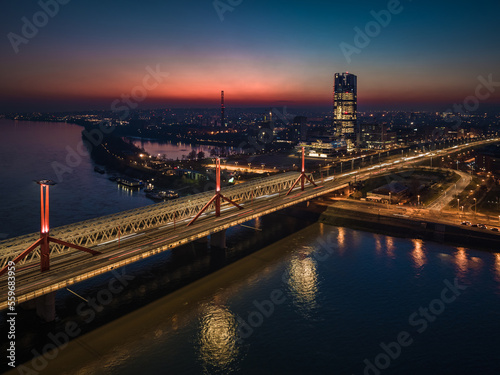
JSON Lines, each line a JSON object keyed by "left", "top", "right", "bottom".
{"left": 357, "top": 169, "right": 458, "bottom": 205}
{"left": 446, "top": 176, "right": 499, "bottom": 216}
{"left": 419, "top": 172, "right": 460, "bottom": 205}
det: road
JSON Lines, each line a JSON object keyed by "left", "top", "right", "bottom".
{"left": 426, "top": 169, "right": 472, "bottom": 211}
{"left": 1, "top": 137, "right": 498, "bottom": 310}
{"left": 330, "top": 199, "right": 500, "bottom": 231}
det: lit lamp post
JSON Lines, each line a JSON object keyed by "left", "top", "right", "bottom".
{"left": 0, "top": 179, "right": 100, "bottom": 275}
{"left": 473, "top": 197, "right": 477, "bottom": 216}
{"left": 457, "top": 198, "right": 460, "bottom": 217}
{"left": 417, "top": 195, "right": 420, "bottom": 207}
{"left": 286, "top": 147, "right": 317, "bottom": 195}
{"left": 188, "top": 158, "right": 243, "bottom": 226}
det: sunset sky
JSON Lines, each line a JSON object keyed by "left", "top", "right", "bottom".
{"left": 1, "top": 0, "right": 499, "bottom": 112}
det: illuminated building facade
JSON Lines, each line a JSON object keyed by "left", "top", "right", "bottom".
{"left": 359, "top": 124, "right": 397, "bottom": 149}
{"left": 333, "top": 72, "right": 357, "bottom": 149}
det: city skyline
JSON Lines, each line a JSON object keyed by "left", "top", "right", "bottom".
{"left": 1, "top": 2, "right": 500, "bottom": 371}
{"left": 1, "top": 0, "right": 499, "bottom": 113}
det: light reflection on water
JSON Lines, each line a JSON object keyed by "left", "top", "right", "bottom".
{"left": 495, "top": 254, "right": 500, "bottom": 283}
{"left": 411, "top": 238, "right": 426, "bottom": 272}
{"left": 454, "top": 247, "right": 468, "bottom": 281}
{"left": 5, "top": 222, "right": 500, "bottom": 375}
{"left": 254, "top": 216, "right": 261, "bottom": 231}
{"left": 385, "top": 236, "right": 395, "bottom": 258}
{"left": 130, "top": 139, "right": 242, "bottom": 161}
{"left": 197, "top": 302, "right": 239, "bottom": 372}
{"left": 286, "top": 248, "right": 319, "bottom": 314}
{"left": 337, "top": 227, "right": 346, "bottom": 255}
{"left": 374, "top": 234, "right": 383, "bottom": 255}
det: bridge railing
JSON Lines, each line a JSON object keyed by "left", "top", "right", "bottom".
{"left": 0, "top": 172, "right": 302, "bottom": 269}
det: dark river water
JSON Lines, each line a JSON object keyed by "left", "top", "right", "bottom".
{"left": 1, "top": 120, "right": 500, "bottom": 375}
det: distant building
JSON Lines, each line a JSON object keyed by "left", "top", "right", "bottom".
{"left": 367, "top": 181, "right": 408, "bottom": 203}
{"left": 333, "top": 72, "right": 357, "bottom": 150}
{"left": 359, "top": 124, "right": 397, "bottom": 149}
{"left": 476, "top": 144, "right": 500, "bottom": 173}
{"left": 297, "top": 139, "right": 347, "bottom": 158}
{"left": 292, "top": 116, "right": 308, "bottom": 141}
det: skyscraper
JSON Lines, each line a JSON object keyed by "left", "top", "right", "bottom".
{"left": 333, "top": 72, "right": 357, "bottom": 149}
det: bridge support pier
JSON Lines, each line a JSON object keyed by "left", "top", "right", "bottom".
{"left": 35, "top": 292, "right": 56, "bottom": 322}
{"left": 210, "top": 229, "right": 226, "bottom": 249}
{"left": 195, "top": 236, "right": 209, "bottom": 244}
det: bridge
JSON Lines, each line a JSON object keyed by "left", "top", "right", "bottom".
{"left": 0, "top": 138, "right": 498, "bottom": 320}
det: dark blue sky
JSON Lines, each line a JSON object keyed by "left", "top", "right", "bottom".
{"left": 1, "top": 0, "right": 499, "bottom": 112}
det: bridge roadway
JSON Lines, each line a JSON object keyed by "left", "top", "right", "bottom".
{"left": 0, "top": 176, "right": 349, "bottom": 310}
{"left": 0, "top": 137, "right": 498, "bottom": 310}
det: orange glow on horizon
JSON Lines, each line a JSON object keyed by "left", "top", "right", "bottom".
{"left": 5, "top": 53, "right": 490, "bottom": 109}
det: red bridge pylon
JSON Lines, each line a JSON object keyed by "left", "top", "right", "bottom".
{"left": 286, "top": 147, "right": 317, "bottom": 196}
{"left": 0, "top": 180, "right": 100, "bottom": 276}
{"left": 187, "top": 159, "right": 243, "bottom": 226}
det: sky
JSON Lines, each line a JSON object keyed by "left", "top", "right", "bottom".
{"left": 1, "top": 0, "right": 499, "bottom": 113}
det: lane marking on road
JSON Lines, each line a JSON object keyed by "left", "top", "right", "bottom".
{"left": 108, "top": 248, "right": 143, "bottom": 260}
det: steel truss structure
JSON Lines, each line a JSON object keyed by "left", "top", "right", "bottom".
{"left": 0, "top": 172, "right": 303, "bottom": 270}
{"left": 0, "top": 181, "right": 100, "bottom": 276}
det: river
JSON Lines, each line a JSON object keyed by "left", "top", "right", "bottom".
{"left": 129, "top": 138, "right": 242, "bottom": 160}
{"left": 1, "top": 119, "right": 500, "bottom": 374}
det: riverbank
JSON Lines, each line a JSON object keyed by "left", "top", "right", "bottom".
{"left": 318, "top": 199, "right": 500, "bottom": 252}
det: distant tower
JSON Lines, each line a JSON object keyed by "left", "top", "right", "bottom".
{"left": 333, "top": 72, "right": 357, "bottom": 150}
{"left": 221, "top": 90, "right": 225, "bottom": 127}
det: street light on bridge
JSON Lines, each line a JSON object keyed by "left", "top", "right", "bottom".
{"left": 0, "top": 180, "right": 100, "bottom": 276}
{"left": 286, "top": 147, "right": 317, "bottom": 196}
{"left": 187, "top": 159, "right": 243, "bottom": 226}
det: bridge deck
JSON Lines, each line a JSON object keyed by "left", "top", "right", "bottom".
{"left": 0, "top": 172, "right": 302, "bottom": 270}
{"left": 0, "top": 174, "right": 350, "bottom": 310}
{"left": 1, "top": 137, "right": 497, "bottom": 310}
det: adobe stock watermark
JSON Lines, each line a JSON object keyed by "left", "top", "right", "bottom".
{"left": 7, "top": 0, "right": 71, "bottom": 54}
{"left": 236, "top": 230, "right": 339, "bottom": 343}
{"left": 51, "top": 64, "right": 169, "bottom": 182}
{"left": 340, "top": 0, "right": 408, "bottom": 64}
{"left": 361, "top": 278, "right": 467, "bottom": 375}
{"left": 14, "top": 268, "right": 135, "bottom": 375}
{"left": 213, "top": 0, "right": 243, "bottom": 22}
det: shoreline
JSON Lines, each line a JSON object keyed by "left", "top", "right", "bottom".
{"left": 318, "top": 199, "right": 500, "bottom": 252}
